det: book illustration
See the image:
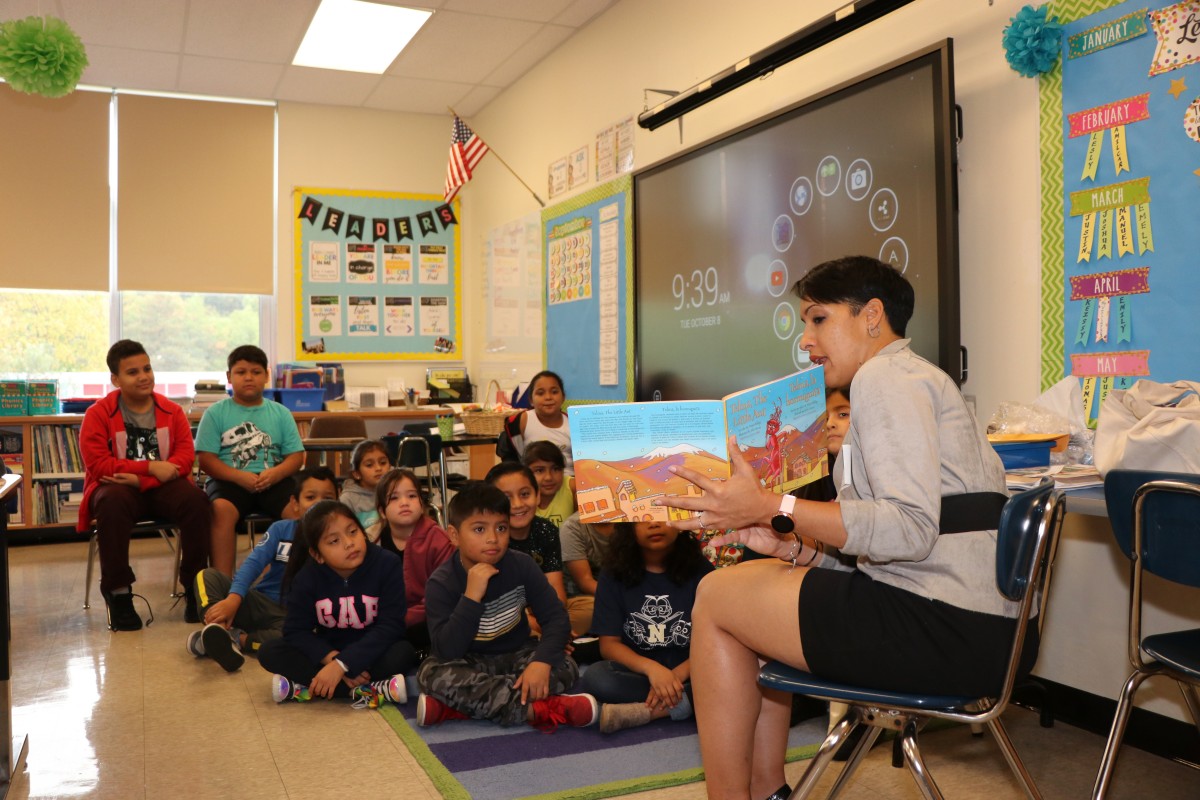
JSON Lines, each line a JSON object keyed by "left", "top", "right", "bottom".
{"left": 572, "top": 365, "right": 827, "bottom": 523}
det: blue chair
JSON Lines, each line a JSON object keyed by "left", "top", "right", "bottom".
{"left": 1092, "top": 469, "right": 1200, "bottom": 799}
{"left": 758, "top": 480, "right": 1064, "bottom": 800}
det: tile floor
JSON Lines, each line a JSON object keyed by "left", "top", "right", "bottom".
{"left": 2, "top": 536, "right": 1197, "bottom": 799}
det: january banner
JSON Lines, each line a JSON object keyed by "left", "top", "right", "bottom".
{"left": 293, "top": 188, "right": 461, "bottom": 360}
{"left": 1058, "top": 1, "right": 1200, "bottom": 424}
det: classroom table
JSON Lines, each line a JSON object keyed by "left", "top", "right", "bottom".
{"left": 0, "top": 474, "right": 29, "bottom": 795}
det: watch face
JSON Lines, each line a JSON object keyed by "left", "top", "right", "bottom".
{"left": 771, "top": 514, "right": 795, "bottom": 534}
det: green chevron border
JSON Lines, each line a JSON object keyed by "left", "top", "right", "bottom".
{"left": 1039, "top": 0, "right": 1124, "bottom": 390}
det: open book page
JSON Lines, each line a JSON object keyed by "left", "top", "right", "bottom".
{"left": 722, "top": 363, "right": 828, "bottom": 495}
{"left": 571, "top": 401, "right": 730, "bottom": 523}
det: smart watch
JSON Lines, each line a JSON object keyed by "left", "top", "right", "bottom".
{"left": 771, "top": 493, "right": 797, "bottom": 534}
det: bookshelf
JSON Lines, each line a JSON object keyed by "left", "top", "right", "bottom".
{"left": 0, "top": 407, "right": 496, "bottom": 533}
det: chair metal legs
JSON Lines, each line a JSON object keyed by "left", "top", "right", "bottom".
{"left": 986, "top": 717, "right": 1042, "bottom": 800}
{"left": 83, "top": 526, "right": 183, "bottom": 609}
{"left": 82, "top": 534, "right": 100, "bottom": 609}
{"left": 898, "top": 718, "right": 943, "bottom": 800}
{"left": 789, "top": 711, "right": 858, "bottom": 799}
{"left": 1092, "top": 668, "right": 1153, "bottom": 799}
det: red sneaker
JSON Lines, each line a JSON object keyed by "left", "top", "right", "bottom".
{"left": 528, "top": 693, "right": 600, "bottom": 732}
{"left": 416, "top": 693, "right": 468, "bottom": 727}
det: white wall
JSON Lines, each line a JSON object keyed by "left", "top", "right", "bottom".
{"left": 275, "top": 102, "right": 463, "bottom": 399}
{"left": 458, "top": 0, "right": 1044, "bottom": 422}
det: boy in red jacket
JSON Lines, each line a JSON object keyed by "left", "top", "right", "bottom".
{"left": 79, "top": 340, "right": 211, "bottom": 631}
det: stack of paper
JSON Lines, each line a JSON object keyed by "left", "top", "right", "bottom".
{"left": 1006, "top": 464, "right": 1102, "bottom": 491}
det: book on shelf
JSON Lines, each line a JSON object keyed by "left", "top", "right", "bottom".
{"left": 192, "top": 380, "right": 229, "bottom": 411}
{"left": 2, "top": 454, "right": 22, "bottom": 526}
{"left": 571, "top": 364, "right": 828, "bottom": 523}
{"left": 1005, "top": 463, "right": 1103, "bottom": 491}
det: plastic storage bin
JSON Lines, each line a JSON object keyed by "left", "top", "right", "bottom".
{"left": 274, "top": 388, "right": 325, "bottom": 412}
{"left": 991, "top": 440, "right": 1053, "bottom": 470}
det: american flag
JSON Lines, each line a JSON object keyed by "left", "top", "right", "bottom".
{"left": 444, "top": 116, "right": 489, "bottom": 202}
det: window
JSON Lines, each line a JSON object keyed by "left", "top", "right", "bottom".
{"left": 1, "top": 289, "right": 109, "bottom": 397}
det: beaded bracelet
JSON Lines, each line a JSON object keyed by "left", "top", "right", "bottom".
{"left": 780, "top": 532, "right": 801, "bottom": 570}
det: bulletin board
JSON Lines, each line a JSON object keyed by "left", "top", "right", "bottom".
{"left": 1040, "top": 0, "right": 1200, "bottom": 423}
{"left": 542, "top": 176, "right": 634, "bottom": 404}
{"left": 293, "top": 187, "right": 461, "bottom": 361}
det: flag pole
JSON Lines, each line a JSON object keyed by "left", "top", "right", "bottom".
{"left": 448, "top": 107, "right": 545, "bottom": 208}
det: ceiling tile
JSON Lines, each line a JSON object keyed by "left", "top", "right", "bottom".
{"left": 452, "top": 84, "right": 503, "bottom": 118}
{"left": 442, "top": 0, "right": 575, "bottom": 24}
{"left": 387, "top": 9, "right": 541, "bottom": 84}
{"left": 178, "top": 56, "right": 286, "bottom": 100}
{"left": 363, "top": 75, "right": 473, "bottom": 114}
{"left": 274, "top": 65, "right": 381, "bottom": 107}
{"left": 184, "top": 0, "right": 317, "bottom": 63}
{"left": 81, "top": 45, "right": 181, "bottom": 92}
{"left": 483, "top": 23, "right": 574, "bottom": 88}
{"left": 57, "top": 0, "right": 188, "bottom": 52}
{"left": 552, "top": 0, "right": 615, "bottom": 28}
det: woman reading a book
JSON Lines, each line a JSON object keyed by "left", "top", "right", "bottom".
{"left": 660, "top": 256, "right": 1021, "bottom": 800}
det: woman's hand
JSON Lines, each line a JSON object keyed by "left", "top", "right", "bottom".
{"left": 657, "top": 435, "right": 776, "bottom": 532}
{"left": 706, "top": 526, "right": 796, "bottom": 559}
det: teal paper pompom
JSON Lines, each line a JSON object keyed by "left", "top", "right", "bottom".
{"left": 1002, "top": 4, "right": 1063, "bottom": 78}
{"left": 0, "top": 15, "right": 89, "bottom": 98}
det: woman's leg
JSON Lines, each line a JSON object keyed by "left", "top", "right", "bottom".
{"left": 691, "top": 560, "right": 811, "bottom": 800}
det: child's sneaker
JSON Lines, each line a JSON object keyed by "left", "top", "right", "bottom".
{"left": 416, "top": 693, "right": 468, "bottom": 726}
{"left": 271, "top": 674, "right": 312, "bottom": 703}
{"left": 599, "top": 701, "right": 653, "bottom": 734}
{"left": 201, "top": 623, "right": 244, "bottom": 673}
{"left": 351, "top": 675, "right": 407, "bottom": 709}
{"left": 528, "top": 693, "right": 600, "bottom": 732}
{"left": 183, "top": 583, "right": 201, "bottom": 624}
{"left": 185, "top": 629, "right": 205, "bottom": 658}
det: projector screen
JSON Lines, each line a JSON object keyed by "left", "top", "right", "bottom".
{"left": 635, "top": 41, "right": 959, "bottom": 401}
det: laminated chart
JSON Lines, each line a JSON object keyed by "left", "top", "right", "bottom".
{"left": 1068, "top": 177, "right": 1153, "bottom": 262}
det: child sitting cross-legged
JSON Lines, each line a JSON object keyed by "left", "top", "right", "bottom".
{"left": 372, "top": 468, "right": 456, "bottom": 652}
{"left": 580, "top": 519, "right": 714, "bottom": 733}
{"left": 416, "top": 481, "right": 598, "bottom": 731}
{"left": 187, "top": 467, "right": 338, "bottom": 672}
{"left": 260, "top": 500, "right": 418, "bottom": 705}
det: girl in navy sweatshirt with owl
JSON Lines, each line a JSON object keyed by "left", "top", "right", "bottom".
{"left": 580, "top": 519, "right": 713, "bottom": 733}
{"left": 259, "top": 500, "right": 418, "bottom": 704}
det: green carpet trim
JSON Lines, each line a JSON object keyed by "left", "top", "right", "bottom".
{"left": 379, "top": 704, "right": 471, "bottom": 800}
{"left": 379, "top": 703, "right": 819, "bottom": 800}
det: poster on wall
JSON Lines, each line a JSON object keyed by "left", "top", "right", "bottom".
{"left": 293, "top": 188, "right": 461, "bottom": 360}
{"left": 484, "top": 212, "right": 542, "bottom": 355}
{"left": 542, "top": 175, "right": 633, "bottom": 403}
{"left": 1053, "top": 0, "right": 1200, "bottom": 424}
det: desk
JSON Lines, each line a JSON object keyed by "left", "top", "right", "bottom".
{"left": 0, "top": 474, "right": 29, "bottom": 795}
{"left": 301, "top": 437, "right": 363, "bottom": 475}
{"left": 1061, "top": 485, "right": 1106, "bottom": 517}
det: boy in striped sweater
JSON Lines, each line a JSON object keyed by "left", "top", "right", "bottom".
{"left": 416, "top": 481, "right": 597, "bottom": 731}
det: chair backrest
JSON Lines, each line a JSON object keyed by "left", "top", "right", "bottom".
{"left": 1105, "top": 468, "right": 1200, "bottom": 587}
{"left": 995, "top": 480, "right": 1061, "bottom": 601}
{"left": 986, "top": 480, "right": 1063, "bottom": 711}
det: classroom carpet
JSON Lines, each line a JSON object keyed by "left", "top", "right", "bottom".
{"left": 379, "top": 700, "right": 825, "bottom": 800}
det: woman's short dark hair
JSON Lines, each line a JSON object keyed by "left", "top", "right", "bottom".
{"left": 793, "top": 255, "right": 914, "bottom": 337}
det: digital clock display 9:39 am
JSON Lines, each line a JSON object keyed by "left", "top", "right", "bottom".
{"left": 672, "top": 267, "right": 729, "bottom": 310}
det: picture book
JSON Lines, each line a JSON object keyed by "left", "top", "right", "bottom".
{"left": 571, "top": 364, "right": 827, "bottom": 523}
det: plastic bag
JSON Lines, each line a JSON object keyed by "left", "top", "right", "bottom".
{"left": 987, "top": 377, "right": 1093, "bottom": 465}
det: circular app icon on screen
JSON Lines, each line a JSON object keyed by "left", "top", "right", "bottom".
{"left": 845, "top": 158, "right": 873, "bottom": 202}
{"left": 792, "top": 336, "right": 811, "bottom": 371}
{"left": 879, "top": 237, "right": 909, "bottom": 273}
{"left": 773, "top": 302, "right": 796, "bottom": 340}
{"left": 869, "top": 188, "right": 898, "bottom": 232}
{"left": 816, "top": 156, "right": 841, "bottom": 197}
{"left": 789, "top": 176, "right": 814, "bottom": 216}
{"left": 772, "top": 215, "right": 794, "bottom": 252}
{"left": 767, "top": 260, "right": 789, "bottom": 298}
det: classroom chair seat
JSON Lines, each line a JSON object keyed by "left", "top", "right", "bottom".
{"left": 1092, "top": 470, "right": 1200, "bottom": 799}
{"left": 83, "top": 519, "right": 183, "bottom": 609}
{"left": 758, "top": 480, "right": 1065, "bottom": 800}
{"left": 303, "top": 415, "right": 367, "bottom": 474}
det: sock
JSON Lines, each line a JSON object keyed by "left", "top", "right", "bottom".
{"left": 669, "top": 692, "right": 694, "bottom": 721}
{"left": 110, "top": 586, "right": 132, "bottom": 595}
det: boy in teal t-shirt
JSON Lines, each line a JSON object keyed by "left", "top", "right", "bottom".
{"left": 195, "top": 345, "right": 305, "bottom": 576}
